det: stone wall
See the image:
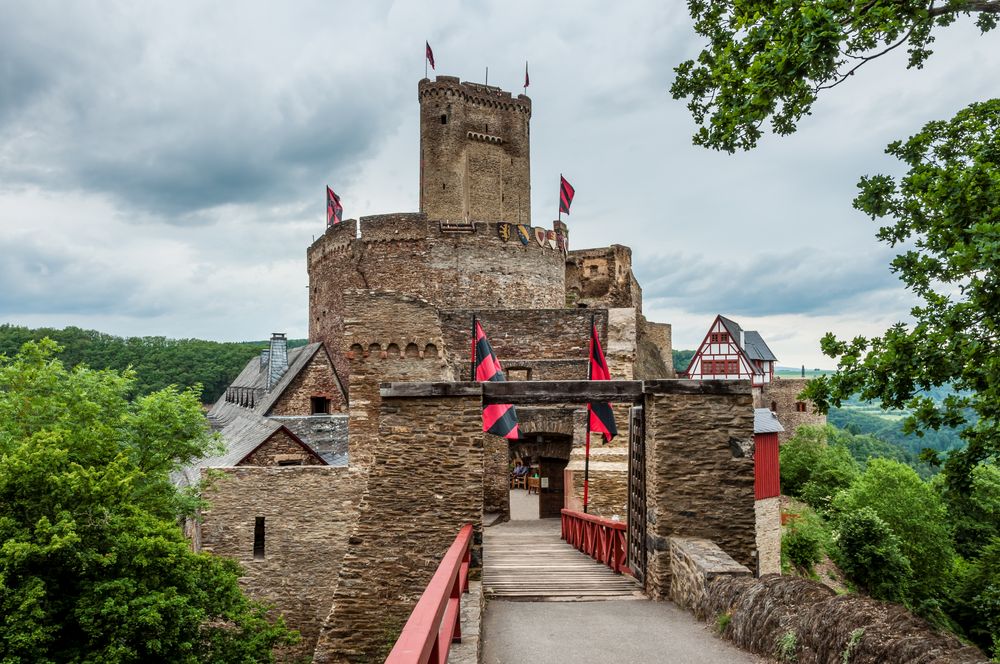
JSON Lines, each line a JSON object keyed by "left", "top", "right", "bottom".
{"left": 759, "top": 378, "right": 826, "bottom": 443}
{"left": 439, "top": 308, "right": 606, "bottom": 381}
{"left": 418, "top": 76, "right": 531, "bottom": 224}
{"left": 642, "top": 321, "right": 674, "bottom": 378}
{"left": 643, "top": 380, "right": 757, "bottom": 599}
{"left": 199, "top": 467, "right": 363, "bottom": 662}
{"left": 483, "top": 432, "right": 509, "bottom": 518}
{"left": 238, "top": 427, "right": 327, "bottom": 467}
{"left": 313, "top": 386, "right": 484, "bottom": 663}
{"left": 754, "top": 496, "right": 781, "bottom": 575}
{"left": 669, "top": 537, "right": 752, "bottom": 618}
{"left": 268, "top": 347, "right": 346, "bottom": 415}
{"left": 565, "top": 245, "right": 641, "bottom": 309}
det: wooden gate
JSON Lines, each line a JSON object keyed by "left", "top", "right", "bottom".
{"left": 626, "top": 405, "right": 646, "bottom": 585}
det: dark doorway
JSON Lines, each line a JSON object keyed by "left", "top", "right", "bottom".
{"left": 509, "top": 435, "right": 572, "bottom": 519}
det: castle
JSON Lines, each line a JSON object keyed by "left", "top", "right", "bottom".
{"left": 189, "top": 74, "right": 818, "bottom": 663}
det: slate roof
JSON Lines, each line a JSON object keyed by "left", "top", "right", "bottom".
{"left": 718, "top": 316, "right": 778, "bottom": 363}
{"left": 175, "top": 342, "right": 348, "bottom": 486}
{"left": 754, "top": 408, "right": 785, "bottom": 434}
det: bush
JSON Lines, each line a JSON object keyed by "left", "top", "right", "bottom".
{"left": 949, "top": 537, "right": 1000, "bottom": 657}
{"left": 781, "top": 426, "right": 860, "bottom": 509}
{"left": 833, "top": 507, "right": 912, "bottom": 603}
{"left": 783, "top": 523, "right": 824, "bottom": 574}
{"left": 833, "top": 459, "right": 955, "bottom": 602}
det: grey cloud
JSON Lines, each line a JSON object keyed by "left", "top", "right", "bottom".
{"left": 636, "top": 246, "right": 905, "bottom": 317}
{"left": 0, "top": 2, "right": 404, "bottom": 220}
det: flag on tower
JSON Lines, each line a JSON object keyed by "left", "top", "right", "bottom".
{"left": 588, "top": 321, "right": 618, "bottom": 442}
{"left": 326, "top": 186, "right": 342, "bottom": 226}
{"left": 559, "top": 175, "right": 575, "bottom": 215}
{"left": 425, "top": 41, "right": 435, "bottom": 70}
{"left": 472, "top": 319, "right": 520, "bottom": 439}
{"left": 524, "top": 61, "right": 529, "bottom": 89}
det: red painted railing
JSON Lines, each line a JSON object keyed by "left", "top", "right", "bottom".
{"left": 385, "top": 523, "right": 473, "bottom": 664}
{"left": 560, "top": 509, "right": 629, "bottom": 575}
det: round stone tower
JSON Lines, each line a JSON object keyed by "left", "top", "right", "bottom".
{"left": 418, "top": 76, "right": 532, "bottom": 224}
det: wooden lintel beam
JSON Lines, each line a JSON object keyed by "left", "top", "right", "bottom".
{"left": 482, "top": 380, "right": 644, "bottom": 405}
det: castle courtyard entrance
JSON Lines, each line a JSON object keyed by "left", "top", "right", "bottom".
{"left": 508, "top": 434, "right": 573, "bottom": 520}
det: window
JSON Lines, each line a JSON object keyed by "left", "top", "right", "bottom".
{"left": 440, "top": 114, "right": 447, "bottom": 124}
{"left": 718, "top": 332, "right": 729, "bottom": 343}
{"left": 506, "top": 367, "right": 531, "bottom": 381}
{"left": 771, "top": 400, "right": 778, "bottom": 412}
{"left": 710, "top": 333, "right": 719, "bottom": 343}
{"left": 253, "top": 517, "right": 265, "bottom": 560}
{"left": 795, "top": 401, "right": 807, "bottom": 413}
{"left": 311, "top": 396, "right": 330, "bottom": 414}
{"left": 726, "top": 359, "right": 739, "bottom": 374}
{"left": 278, "top": 459, "right": 303, "bottom": 466}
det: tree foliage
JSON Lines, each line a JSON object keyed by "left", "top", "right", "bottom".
{"left": 0, "top": 340, "right": 296, "bottom": 662}
{"left": 779, "top": 424, "right": 861, "bottom": 509}
{"left": 832, "top": 506, "right": 913, "bottom": 603}
{"left": 671, "top": 0, "right": 999, "bottom": 152}
{"left": 0, "top": 324, "right": 306, "bottom": 404}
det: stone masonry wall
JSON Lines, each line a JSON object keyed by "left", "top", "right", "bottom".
{"left": 642, "top": 321, "right": 674, "bottom": 377}
{"left": 565, "top": 245, "right": 641, "bottom": 309}
{"left": 199, "top": 467, "right": 364, "bottom": 662}
{"left": 669, "top": 537, "right": 752, "bottom": 619}
{"left": 484, "top": 432, "right": 509, "bottom": 518}
{"left": 439, "top": 308, "right": 607, "bottom": 381}
{"left": 238, "top": 428, "right": 326, "bottom": 467}
{"left": 313, "top": 389, "right": 484, "bottom": 663}
{"left": 268, "top": 347, "right": 346, "bottom": 416}
{"left": 755, "top": 496, "right": 781, "bottom": 575}
{"left": 643, "top": 381, "right": 757, "bottom": 600}
{"left": 759, "top": 378, "right": 826, "bottom": 444}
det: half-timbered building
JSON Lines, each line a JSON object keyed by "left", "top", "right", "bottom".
{"left": 683, "top": 315, "right": 777, "bottom": 387}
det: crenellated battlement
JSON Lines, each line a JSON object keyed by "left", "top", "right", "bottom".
{"left": 418, "top": 76, "right": 531, "bottom": 116}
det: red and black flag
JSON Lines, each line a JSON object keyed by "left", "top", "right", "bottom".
{"left": 524, "top": 61, "right": 529, "bottom": 89}
{"left": 472, "top": 320, "right": 519, "bottom": 439}
{"left": 588, "top": 321, "right": 618, "bottom": 442}
{"left": 559, "top": 175, "right": 575, "bottom": 215}
{"left": 326, "top": 186, "right": 342, "bottom": 226}
{"left": 425, "top": 41, "right": 435, "bottom": 70}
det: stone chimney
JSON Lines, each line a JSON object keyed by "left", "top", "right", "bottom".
{"left": 268, "top": 333, "right": 288, "bottom": 390}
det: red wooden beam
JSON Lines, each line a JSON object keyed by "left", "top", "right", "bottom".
{"left": 386, "top": 523, "right": 473, "bottom": 664}
{"left": 560, "top": 509, "right": 629, "bottom": 575}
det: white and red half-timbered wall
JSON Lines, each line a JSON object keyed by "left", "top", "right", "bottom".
{"left": 684, "top": 316, "right": 773, "bottom": 387}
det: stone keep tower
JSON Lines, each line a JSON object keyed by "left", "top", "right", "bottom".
{"left": 418, "top": 76, "right": 532, "bottom": 224}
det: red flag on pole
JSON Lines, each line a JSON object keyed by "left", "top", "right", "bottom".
{"left": 326, "top": 186, "right": 342, "bottom": 226}
{"left": 425, "top": 41, "right": 435, "bottom": 70}
{"left": 472, "top": 319, "right": 519, "bottom": 439}
{"left": 524, "top": 61, "right": 529, "bottom": 89}
{"left": 559, "top": 175, "right": 575, "bottom": 215}
{"left": 588, "top": 322, "right": 618, "bottom": 442}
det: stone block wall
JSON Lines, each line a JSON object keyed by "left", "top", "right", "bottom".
{"left": 643, "top": 380, "right": 757, "bottom": 600}
{"left": 483, "top": 432, "right": 509, "bottom": 518}
{"left": 755, "top": 497, "right": 781, "bottom": 575}
{"left": 759, "top": 378, "right": 826, "bottom": 443}
{"left": 268, "top": 347, "right": 346, "bottom": 415}
{"left": 199, "top": 466, "right": 364, "bottom": 662}
{"left": 238, "top": 428, "right": 327, "bottom": 467}
{"left": 565, "top": 245, "right": 641, "bottom": 309}
{"left": 669, "top": 537, "right": 752, "bottom": 618}
{"left": 642, "top": 321, "right": 674, "bottom": 377}
{"left": 313, "top": 387, "right": 484, "bottom": 663}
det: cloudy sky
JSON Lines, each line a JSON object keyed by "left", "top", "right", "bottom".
{"left": 1, "top": 1, "right": 996, "bottom": 367}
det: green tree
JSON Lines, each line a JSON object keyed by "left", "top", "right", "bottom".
{"left": 779, "top": 425, "right": 860, "bottom": 509}
{"left": 949, "top": 537, "right": 1000, "bottom": 658}
{"left": 0, "top": 340, "right": 296, "bottom": 662}
{"left": 833, "top": 507, "right": 913, "bottom": 603}
{"left": 671, "top": 0, "right": 999, "bottom": 153}
{"left": 832, "top": 459, "right": 956, "bottom": 603}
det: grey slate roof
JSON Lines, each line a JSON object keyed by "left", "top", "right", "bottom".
{"left": 718, "top": 316, "right": 778, "bottom": 364}
{"left": 754, "top": 408, "right": 785, "bottom": 434}
{"left": 174, "top": 342, "right": 348, "bottom": 486}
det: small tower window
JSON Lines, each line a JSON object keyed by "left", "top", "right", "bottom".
{"left": 253, "top": 517, "right": 265, "bottom": 560}
{"left": 440, "top": 114, "right": 447, "bottom": 124}
{"left": 771, "top": 400, "right": 778, "bottom": 412}
{"left": 311, "top": 396, "right": 330, "bottom": 414}
{"left": 485, "top": 123, "right": 488, "bottom": 132}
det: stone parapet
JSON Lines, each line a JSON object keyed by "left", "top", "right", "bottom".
{"left": 669, "top": 537, "right": 751, "bottom": 618}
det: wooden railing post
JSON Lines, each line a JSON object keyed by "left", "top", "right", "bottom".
{"left": 559, "top": 509, "right": 631, "bottom": 577}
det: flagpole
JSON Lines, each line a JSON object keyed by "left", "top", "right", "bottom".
{"left": 558, "top": 173, "right": 562, "bottom": 223}
{"left": 583, "top": 313, "right": 595, "bottom": 513}
{"left": 470, "top": 314, "right": 477, "bottom": 382}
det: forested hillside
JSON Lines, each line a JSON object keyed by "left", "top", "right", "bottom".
{"left": 0, "top": 325, "right": 307, "bottom": 404}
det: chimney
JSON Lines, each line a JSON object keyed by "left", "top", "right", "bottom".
{"left": 802, "top": 364, "right": 805, "bottom": 378}
{"left": 259, "top": 349, "right": 270, "bottom": 371}
{"left": 268, "top": 333, "right": 288, "bottom": 390}
{"left": 739, "top": 330, "right": 745, "bottom": 349}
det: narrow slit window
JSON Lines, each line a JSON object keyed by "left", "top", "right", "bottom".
{"left": 440, "top": 114, "right": 447, "bottom": 124}
{"left": 253, "top": 517, "right": 265, "bottom": 560}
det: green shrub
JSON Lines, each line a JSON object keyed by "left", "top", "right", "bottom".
{"left": 776, "top": 630, "right": 798, "bottom": 662}
{"left": 833, "top": 507, "right": 912, "bottom": 603}
{"left": 716, "top": 612, "right": 732, "bottom": 633}
{"left": 783, "top": 522, "right": 823, "bottom": 573}
{"left": 949, "top": 537, "right": 1000, "bottom": 657}
{"left": 780, "top": 425, "right": 860, "bottom": 508}
{"left": 800, "top": 444, "right": 861, "bottom": 512}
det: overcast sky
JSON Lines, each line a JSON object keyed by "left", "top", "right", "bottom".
{"left": 1, "top": 1, "right": 997, "bottom": 368}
